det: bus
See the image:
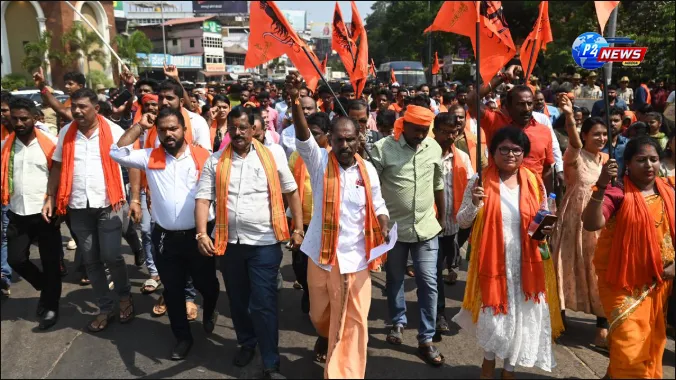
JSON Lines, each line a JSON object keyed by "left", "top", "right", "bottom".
{"left": 376, "top": 61, "right": 427, "bottom": 87}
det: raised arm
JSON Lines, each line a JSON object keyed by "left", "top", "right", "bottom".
{"left": 559, "top": 93, "right": 582, "bottom": 150}
{"left": 163, "top": 64, "right": 194, "bottom": 112}
{"left": 287, "top": 73, "right": 311, "bottom": 142}
{"left": 467, "top": 65, "right": 520, "bottom": 120}
{"left": 33, "top": 68, "right": 72, "bottom": 121}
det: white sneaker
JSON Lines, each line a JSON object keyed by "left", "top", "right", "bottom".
{"left": 67, "top": 239, "right": 77, "bottom": 250}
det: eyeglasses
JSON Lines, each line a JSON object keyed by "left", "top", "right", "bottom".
{"left": 227, "top": 125, "right": 251, "bottom": 133}
{"left": 498, "top": 147, "right": 524, "bottom": 156}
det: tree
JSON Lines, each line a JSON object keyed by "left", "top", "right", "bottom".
{"left": 87, "top": 69, "right": 114, "bottom": 88}
{"left": 115, "top": 30, "right": 152, "bottom": 71}
{"left": 21, "top": 31, "right": 52, "bottom": 73}
{"left": 1, "top": 74, "right": 30, "bottom": 90}
{"left": 62, "top": 22, "right": 108, "bottom": 87}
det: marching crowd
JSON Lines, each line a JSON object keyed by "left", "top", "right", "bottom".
{"left": 0, "top": 61, "right": 674, "bottom": 380}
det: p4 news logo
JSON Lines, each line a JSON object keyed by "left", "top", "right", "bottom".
{"left": 597, "top": 37, "right": 647, "bottom": 67}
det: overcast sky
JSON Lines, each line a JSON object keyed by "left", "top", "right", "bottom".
{"left": 275, "top": 1, "right": 375, "bottom": 24}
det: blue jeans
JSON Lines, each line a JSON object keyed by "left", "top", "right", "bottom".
{"left": 140, "top": 192, "right": 157, "bottom": 277}
{"left": 1, "top": 204, "right": 12, "bottom": 287}
{"left": 386, "top": 237, "right": 439, "bottom": 344}
{"left": 221, "top": 243, "right": 283, "bottom": 371}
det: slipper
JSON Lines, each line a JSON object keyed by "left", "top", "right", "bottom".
{"left": 87, "top": 313, "right": 114, "bottom": 333}
{"left": 406, "top": 265, "right": 415, "bottom": 278}
{"left": 141, "top": 278, "right": 161, "bottom": 294}
{"left": 80, "top": 275, "right": 91, "bottom": 286}
{"left": 417, "top": 344, "right": 445, "bottom": 367}
{"left": 186, "top": 301, "right": 198, "bottom": 322}
{"left": 293, "top": 281, "right": 303, "bottom": 290}
{"left": 387, "top": 325, "right": 404, "bottom": 345}
{"left": 152, "top": 295, "right": 167, "bottom": 317}
{"left": 444, "top": 270, "right": 458, "bottom": 285}
{"left": 313, "top": 336, "right": 328, "bottom": 363}
{"left": 119, "top": 296, "right": 135, "bottom": 324}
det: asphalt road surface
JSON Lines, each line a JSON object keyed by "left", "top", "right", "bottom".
{"left": 1, "top": 226, "right": 674, "bottom": 379}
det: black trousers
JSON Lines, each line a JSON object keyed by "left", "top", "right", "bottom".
{"left": 151, "top": 223, "right": 219, "bottom": 342}
{"left": 436, "top": 234, "right": 457, "bottom": 314}
{"left": 6, "top": 212, "right": 62, "bottom": 310}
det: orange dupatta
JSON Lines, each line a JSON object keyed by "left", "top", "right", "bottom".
{"left": 1, "top": 130, "right": 56, "bottom": 205}
{"left": 1, "top": 125, "right": 9, "bottom": 141}
{"left": 56, "top": 115, "right": 125, "bottom": 215}
{"left": 292, "top": 154, "right": 308, "bottom": 229}
{"left": 147, "top": 144, "right": 211, "bottom": 179}
{"left": 144, "top": 108, "right": 193, "bottom": 149}
{"left": 319, "top": 152, "right": 384, "bottom": 270}
{"left": 478, "top": 165, "right": 546, "bottom": 314}
{"left": 606, "top": 177, "right": 675, "bottom": 290}
{"left": 450, "top": 145, "right": 469, "bottom": 218}
{"left": 213, "top": 139, "right": 289, "bottom": 255}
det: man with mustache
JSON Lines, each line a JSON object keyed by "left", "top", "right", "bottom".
{"left": 194, "top": 106, "right": 303, "bottom": 380}
{"left": 371, "top": 98, "right": 446, "bottom": 367}
{"left": 288, "top": 73, "right": 390, "bottom": 379}
{"left": 42, "top": 88, "right": 132, "bottom": 333}
{"left": 347, "top": 100, "right": 383, "bottom": 156}
{"left": 110, "top": 107, "right": 219, "bottom": 360}
{"left": 1, "top": 97, "right": 61, "bottom": 328}
{"left": 32, "top": 68, "right": 85, "bottom": 123}
{"left": 281, "top": 96, "right": 317, "bottom": 158}
{"left": 591, "top": 84, "right": 627, "bottom": 117}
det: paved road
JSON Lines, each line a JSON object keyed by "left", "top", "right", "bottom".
{"left": 1, "top": 227, "right": 674, "bottom": 379}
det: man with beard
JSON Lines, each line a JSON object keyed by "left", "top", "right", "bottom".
{"left": 375, "top": 89, "right": 393, "bottom": 115}
{"left": 347, "top": 100, "right": 383, "bottom": 156}
{"left": 601, "top": 106, "right": 630, "bottom": 174}
{"left": 456, "top": 86, "right": 469, "bottom": 110}
{"left": 32, "top": 68, "right": 85, "bottom": 122}
{"left": 194, "top": 106, "right": 303, "bottom": 380}
{"left": 42, "top": 88, "right": 132, "bottom": 333}
{"left": 289, "top": 75, "right": 389, "bottom": 378}
{"left": 591, "top": 84, "right": 627, "bottom": 117}
{"left": 389, "top": 88, "right": 406, "bottom": 115}
{"left": 110, "top": 107, "right": 219, "bottom": 360}
{"left": 1, "top": 98, "right": 61, "bottom": 326}
{"left": 281, "top": 96, "right": 317, "bottom": 158}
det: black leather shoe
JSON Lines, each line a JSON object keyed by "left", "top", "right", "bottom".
{"left": 203, "top": 310, "right": 218, "bottom": 335}
{"left": 134, "top": 249, "right": 146, "bottom": 267}
{"left": 38, "top": 310, "right": 59, "bottom": 330}
{"left": 170, "top": 340, "right": 193, "bottom": 361}
{"left": 263, "top": 368, "right": 286, "bottom": 379}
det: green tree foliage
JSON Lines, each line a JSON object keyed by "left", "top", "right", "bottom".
{"left": 21, "top": 31, "right": 52, "bottom": 73}
{"left": 62, "top": 22, "right": 108, "bottom": 87}
{"left": 115, "top": 30, "right": 153, "bottom": 71}
{"left": 87, "top": 69, "right": 114, "bottom": 88}
{"left": 1, "top": 74, "right": 30, "bottom": 90}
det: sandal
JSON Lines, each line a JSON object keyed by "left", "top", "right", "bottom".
{"left": 313, "top": 336, "right": 328, "bottom": 363}
{"left": 293, "top": 281, "right": 303, "bottom": 290}
{"left": 152, "top": 295, "right": 167, "bottom": 317}
{"left": 406, "top": 265, "right": 415, "bottom": 277}
{"left": 500, "top": 369, "right": 515, "bottom": 379}
{"left": 186, "top": 301, "right": 198, "bottom": 322}
{"left": 480, "top": 358, "right": 496, "bottom": 379}
{"left": 88, "top": 313, "right": 114, "bottom": 333}
{"left": 141, "top": 277, "right": 161, "bottom": 294}
{"left": 386, "top": 325, "right": 404, "bottom": 345}
{"left": 417, "top": 344, "right": 445, "bottom": 367}
{"left": 444, "top": 270, "right": 458, "bottom": 285}
{"left": 119, "top": 296, "right": 135, "bottom": 324}
{"left": 80, "top": 275, "right": 91, "bottom": 286}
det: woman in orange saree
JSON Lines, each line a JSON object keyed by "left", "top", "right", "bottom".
{"left": 583, "top": 136, "right": 675, "bottom": 379}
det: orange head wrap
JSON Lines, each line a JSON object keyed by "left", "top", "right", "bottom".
{"left": 393, "top": 105, "right": 435, "bottom": 141}
{"left": 141, "top": 93, "right": 159, "bottom": 105}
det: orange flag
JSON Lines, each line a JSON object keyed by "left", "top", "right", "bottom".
{"left": 432, "top": 52, "right": 440, "bottom": 75}
{"left": 390, "top": 68, "right": 397, "bottom": 84}
{"left": 351, "top": 0, "right": 369, "bottom": 97}
{"left": 519, "top": 1, "right": 553, "bottom": 87}
{"left": 246, "top": 1, "right": 322, "bottom": 91}
{"left": 369, "top": 58, "right": 377, "bottom": 77}
{"left": 426, "top": 1, "right": 516, "bottom": 85}
{"left": 594, "top": 1, "right": 620, "bottom": 35}
{"left": 332, "top": 2, "right": 357, "bottom": 76}
{"left": 320, "top": 53, "right": 328, "bottom": 74}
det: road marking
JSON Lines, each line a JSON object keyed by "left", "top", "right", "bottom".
{"left": 561, "top": 345, "right": 600, "bottom": 379}
{"left": 42, "top": 330, "right": 83, "bottom": 379}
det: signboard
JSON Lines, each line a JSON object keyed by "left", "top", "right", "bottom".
{"left": 203, "top": 20, "right": 222, "bottom": 34}
{"left": 309, "top": 22, "right": 331, "bottom": 39}
{"left": 192, "top": 1, "right": 248, "bottom": 14}
{"left": 113, "top": 1, "right": 124, "bottom": 18}
{"left": 206, "top": 62, "right": 226, "bottom": 72}
{"left": 280, "top": 10, "right": 307, "bottom": 31}
{"left": 136, "top": 53, "right": 203, "bottom": 69}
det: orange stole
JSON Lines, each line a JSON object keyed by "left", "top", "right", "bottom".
{"left": 478, "top": 165, "right": 546, "bottom": 313}
{"left": 1, "top": 125, "right": 9, "bottom": 141}
{"left": 147, "top": 145, "right": 210, "bottom": 180}
{"left": 1, "top": 130, "right": 56, "bottom": 205}
{"left": 450, "top": 145, "right": 469, "bottom": 219}
{"left": 292, "top": 154, "right": 308, "bottom": 229}
{"left": 319, "top": 152, "right": 384, "bottom": 270}
{"left": 214, "top": 139, "right": 289, "bottom": 255}
{"left": 56, "top": 115, "right": 125, "bottom": 215}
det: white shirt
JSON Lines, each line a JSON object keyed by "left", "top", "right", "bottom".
{"left": 109, "top": 144, "right": 215, "bottom": 230}
{"left": 145, "top": 109, "right": 213, "bottom": 152}
{"left": 281, "top": 125, "right": 297, "bottom": 158}
{"left": 52, "top": 118, "right": 125, "bottom": 209}
{"left": 196, "top": 142, "right": 297, "bottom": 246}
{"left": 296, "top": 135, "right": 389, "bottom": 274}
{"left": 441, "top": 148, "right": 474, "bottom": 236}
{"left": 35, "top": 121, "right": 55, "bottom": 135}
{"left": 1, "top": 132, "right": 58, "bottom": 216}
{"left": 667, "top": 91, "right": 675, "bottom": 103}
{"left": 275, "top": 101, "right": 289, "bottom": 131}
{"left": 533, "top": 111, "right": 563, "bottom": 173}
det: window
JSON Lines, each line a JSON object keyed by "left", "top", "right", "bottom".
{"left": 203, "top": 36, "right": 223, "bottom": 48}
{"left": 172, "top": 39, "right": 177, "bottom": 46}
{"left": 190, "top": 39, "right": 194, "bottom": 48}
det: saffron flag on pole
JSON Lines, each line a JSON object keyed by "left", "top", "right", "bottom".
{"left": 332, "top": 2, "right": 357, "bottom": 75}
{"left": 426, "top": 1, "right": 516, "bottom": 85}
{"left": 245, "top": 1, "right": 322, "bottom": 91}
{"left": 519, "top": 1, "right": 553, "bottom": 87}
{"left": 351, "top": 0, "right": 369, "bottom": 97}
{"left": 432, "top": 51, "right": 440, "bottom": 75}
{"left": 320, "top": 53, "right": 328, "bottom": 75}
{"left": 594, "top": 1, "right": 620, "bottom": 35}
{"left": 370, "top": 58, "right": 377, "bottom": 77}
{"left": 390, "top": 68, "right": 397, "bottom": 84}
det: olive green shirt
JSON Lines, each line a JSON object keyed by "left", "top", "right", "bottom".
{"left": 370, "top": 136, "right": 444, "bottom": 243}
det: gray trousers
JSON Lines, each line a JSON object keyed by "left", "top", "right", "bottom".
{"left": 69, "top": 205, "right": 131, "bottom": 313}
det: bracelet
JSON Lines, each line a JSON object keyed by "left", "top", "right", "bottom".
{"left": 292, "top": 229, "right": 305, "bottom": 238}
{"left": 131, "top": 199, "right": 141, "bottom": 205}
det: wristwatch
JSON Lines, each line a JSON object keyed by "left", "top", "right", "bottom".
{"left": 292, "top": 229, "right": 305, "bottom": 238}
{"left": 195, "top": 232, "right": 208, "bottom": 241}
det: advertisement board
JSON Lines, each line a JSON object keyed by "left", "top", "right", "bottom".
{"left": 136, "top": 53, "right": 203, "bottom": 69}
{"left": 206, "top": 62, "right": 226, "bottom": 72}
{"left": 203, "top": 20, "right": 222, "bottom": 34}
{"left": 192, "top": 1, "right": 248, "bottom": 14}
{"left": 113, "top": 1, "right": 124, "bottom": 18}
{"left": 279, "top": 10, "right": 307, "bottom": 31}
{"left": 309, "top": 22, "right": 331, "bottom": 39}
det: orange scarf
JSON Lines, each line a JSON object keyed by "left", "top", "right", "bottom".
{"left": 144, "top": 108, "right": 193, "bottom": 149}
{"left": 133, "top": 94, "right": 158, "bottom": 125}
{"left": 1, "top": 125, "right": 9, "bottom": 141}
{"left": 450, "top": 145, "right": 468, "bottom": 219}
{"left": 319, "top": 152, "right": 384, "bottom": 270}
{"left": 147, "top": 144, "right": 211, "bottom": 180}
{"left": 1, "top": 130, "right": 56, "bottom": 205}
{"left": 388, "top": 103, "right": 403, "bottom": 114}
{"left": 56, "top": 115, "right": 125, "bottom": 215}
{"left": 393, "top": 105, "right": 435, "bottom": 141}
{"left": 292, "top": 154, "right": 308, "bottom": 229}
{"left": 477, "top": 165, "right": 546, "bottom": 314}
{"left": 640, "top": 83, "right": 652, "bottom": 105}
{"left": 606, "top": 177, "right": 675, "bottom": 290}
{"left": 542, "top": 104, "right": 551, "bottom": 118}
{"left": 214, "top": 139, "right": 289, "bottom": 255}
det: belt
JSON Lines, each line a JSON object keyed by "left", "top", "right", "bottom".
{"left": 153, "top": 224, "right": 196, "bottom": 236}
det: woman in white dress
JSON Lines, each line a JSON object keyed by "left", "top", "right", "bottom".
{"left": 454, "top": 127, "right": 557, "bottom": 379}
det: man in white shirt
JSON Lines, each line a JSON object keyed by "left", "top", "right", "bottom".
{"left": 42, "top": 89, "right": 132, "bottom": 333}
{"left": 2, "top": 98, "right": 61, "bottom": 329}
{"left": 194, "top": 106, "right": 304, "bottom": 379}
{"left": 289, "top": 75, "right": 390, "bottom": 379}
{"left": 110, "top": 107, "right": 219, "bottom": 361}
{"left": 281, "top": 96, "right": 317, "bottom": 158}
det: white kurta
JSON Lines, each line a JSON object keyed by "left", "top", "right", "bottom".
{"left": 453, "top": 176, "right": 556, "bottom": 372}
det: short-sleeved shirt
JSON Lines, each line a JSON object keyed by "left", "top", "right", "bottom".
{"left": 481, "top": 109, "right": 555, "bottom": 177}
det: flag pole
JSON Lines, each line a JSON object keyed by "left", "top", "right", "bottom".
{"left": 475, "top": 1, "right": 482, "bottom": 183}
{"left": 603, "top": 7, "right": 618, "bottom": 161}
{"left": 524, "top": 39, "right": 537, "bottom": 89}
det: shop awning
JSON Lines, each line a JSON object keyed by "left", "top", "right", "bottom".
{"left": 200, "top": 71, "right": 230, "bottom": 77}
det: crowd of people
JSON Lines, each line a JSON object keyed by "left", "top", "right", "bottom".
{"left": 0, "top": 61, "right": 674, "bottom": 380}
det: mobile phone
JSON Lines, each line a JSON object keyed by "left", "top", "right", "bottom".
{"left": 112, "top": 89, "right": 133, "bottom": 108}
{"left": 530, "top": 214, "right": 558, "bottom": 241}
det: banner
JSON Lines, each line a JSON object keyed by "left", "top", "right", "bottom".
{"left": 193, "top": 1, "right": 248, "bottom": 14}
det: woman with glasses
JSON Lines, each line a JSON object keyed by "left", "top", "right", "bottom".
{"left": 454, "top": 127, "right": 557, "bottom": 379}
{"left": 550, "top": 94, "right": 611, "bottom": 349}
